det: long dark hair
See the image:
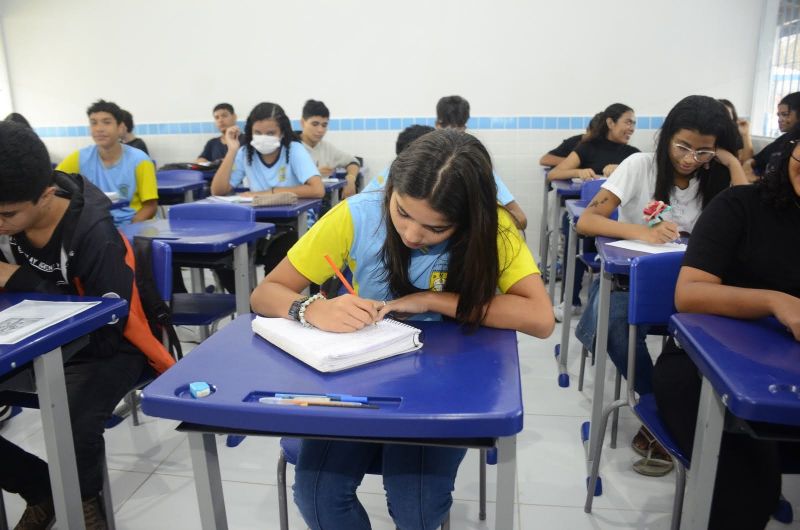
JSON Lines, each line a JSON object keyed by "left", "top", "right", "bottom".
{"left": 584, "top": 103, "right": 633, "bottom": 143}
{"left": 759, "top": 123, "right": 800, "bottom": 209}
{"left": 243, "top": 102, "right": 294, "bottom": 166}
{"left": 653, "top": 95, "right": 739, "bottom": 207}
{"left": 381, "top": 129, "right": 507, "bottom": 329}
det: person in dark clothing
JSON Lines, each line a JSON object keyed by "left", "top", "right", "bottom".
{"left": 745, "top": 91, "right": 800, "bottom": 179}
{"left": 0, "top": 122, "right": 174, "bottom": 529}
{"left": 538, "top": 112, "right": 604, "bottom": 167}
{"left": 119, "top": 109, "right": 149, "bottom": 155}
{"left": 196, "top": 102, "right": 243, "bottom": 163}
{"left": 653, "top": 126, "right": 800, "bottom": 530}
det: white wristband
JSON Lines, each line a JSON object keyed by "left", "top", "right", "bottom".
{"left": 298, "top": 293, "right": 326, "bottom": 328}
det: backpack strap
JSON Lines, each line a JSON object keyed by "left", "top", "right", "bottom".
{"left": 0, "top": 235, "right": 15, "bottom": 265}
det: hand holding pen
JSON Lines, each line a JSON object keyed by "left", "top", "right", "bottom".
{"left": 302, "top": 255, "right": 383, "bottom": 332}
{"left": 641, "top": 200, "right": 679, "bottom": 244}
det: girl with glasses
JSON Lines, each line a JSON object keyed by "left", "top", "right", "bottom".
{"left": 573, "top": 95, "right": 748, "bottom": 477}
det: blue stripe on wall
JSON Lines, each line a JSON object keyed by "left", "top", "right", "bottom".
{"left": 34, "top": 115, "right": 664, "bottom": 138}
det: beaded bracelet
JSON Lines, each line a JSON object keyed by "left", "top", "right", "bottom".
{"left": 298, "top": 293, "right": 326, "bottom": 328}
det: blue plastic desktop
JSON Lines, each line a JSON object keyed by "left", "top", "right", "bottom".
{"left": 119, "top": 218, "right": 274, "bottom": 253}
{"left": 0, "top": 293, "right": 128, "bottom": 529}
{"left": 141, "top": 314, "right": 522, "bottom": 529}
{"left": 0, "top": 293, "right": 128, "bottom": 375}
{"left": 670, "top": 314, "right": 800, "bottom": 529}
{"left": 157, "top": 170, "right": 206, "bottom": 202}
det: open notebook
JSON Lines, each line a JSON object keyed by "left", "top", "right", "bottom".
{"left": 251, "top": 316, "right": 423, "bottom": 372}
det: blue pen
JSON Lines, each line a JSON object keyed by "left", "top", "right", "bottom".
{"left": 326, "top": 394, "right": 368, "bottom": 404}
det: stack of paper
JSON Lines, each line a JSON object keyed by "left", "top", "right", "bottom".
{"left": 0, "top": 300, "right": 101, "bottom": 344}
{"left": 252, "top": 316, "right": 423, "bottom": 372}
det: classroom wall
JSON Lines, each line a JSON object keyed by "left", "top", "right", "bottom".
{"left": 0, "top": 0, "right": 764, "bottom": 253}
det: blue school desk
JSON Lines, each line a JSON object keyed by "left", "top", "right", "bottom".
{"left": 582, "top": 237, "right": 685, "bottom": 490}
{"left": 157, "top": 172, "right": 206, "bottom": 203}
{"left": 0, "top": 293, "right": 128, "bottom": 529}
{"left": 547, "top": 180, "right": 583, "bottom": 301}
{"left": 119, "top": 219, "right": 274, "bottom": 315}
{"left": 141, "top": 315, "right": 522, "bottom": 530}
{"left": 669, "top": 314, "right": 800, "bottom": 530}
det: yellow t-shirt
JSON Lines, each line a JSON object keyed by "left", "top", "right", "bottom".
{"left": 288, "top": 193, "right": 538, "bottom": 301}
{"left": 56, "top": 146, "right": 158, "bottom": 213}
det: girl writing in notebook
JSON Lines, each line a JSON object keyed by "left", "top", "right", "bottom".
{"left": 251, "top": 129, "right": 554, "bottom": 530}
{"left": 574, "top": 95, "right": 748, "bottom": 477}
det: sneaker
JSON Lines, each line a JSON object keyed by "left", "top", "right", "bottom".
{"left": 82, "top": 497, "right": 108, "bottom": 530}
{"left": 553, "top": 301, "right": 582, "bottom": 322}
{"left": 14, "top": 498, "right": 54, "bottom": 530}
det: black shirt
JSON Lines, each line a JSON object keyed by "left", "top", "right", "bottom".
{"left": 752, "top": 133, "right": 789, "bottom": 175}
{"left": 548, "top": 134, "right": 583, "bottom": 158}
{"left": 574, "top": 137, "right": 640, "bottom": 174}
{"left": 7, "top": 210, "right": 72, "bottom": 290}
{"left": 199, "top": 134, "right": 244, "bottom": 162}
{"left": 683, "top": 185, "right": 800, "bottom": 298}
{"left": 124, "top": 137, "right": 149, "bottom": 155}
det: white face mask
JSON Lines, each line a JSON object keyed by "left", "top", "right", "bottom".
{"left": 250, "top": 134, "right": 282, "bottom": 155}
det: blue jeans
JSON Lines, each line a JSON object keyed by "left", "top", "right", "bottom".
{"left": 294, "top": 440, "right": 466, "bottom": 530}
{"left": 574, "top": 278, "right": 653, "bottom": 395}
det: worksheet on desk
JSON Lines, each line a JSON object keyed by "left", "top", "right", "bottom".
{"left": 0, "top": 300, "right": 101, "bottom": 344}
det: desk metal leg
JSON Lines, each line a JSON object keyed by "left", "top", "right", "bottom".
{"left": 556, "top": 220, "right": 579, "bottom": 388}
{"left": 297, "top": 211, "right": 308, "bottom": 239}
{"left": 547, "top": 191, "right": 560, "bottom": 302}
{"left": 495, "top": 435, "right": 516, "bottom": 530}
{"left": 188, "top": 432, "right": 228, "bottom": 530}
{"left": 190, "top": 268, "right": 204, "bottom": 293}
{"left": 232, "top": 244, "right": 250, "bottom": 315}
{"left": 538, "top": 173, "right": 550, "bottom": 265}
{"left": 680, "top": 377, "right": 724, "bottom": 530}
{"left": 585, "top": 265, "right": 611, "bottom": 472}
{"left": 34, "top": 347, "right": 86, "bottom": 530}
{"left": 184, "top": 189, "right": 195, "bottom": 203}
{"left": 329, "top": 189, "right": 340, "bottom": 208}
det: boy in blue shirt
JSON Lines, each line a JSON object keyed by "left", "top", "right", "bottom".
{"left": 56, "top": 100, "right": 157, "bottom": 226}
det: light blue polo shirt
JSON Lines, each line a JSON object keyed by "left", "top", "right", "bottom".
{"left": 229, "top": 141, "right": 319, "bottom": 191}
{"left": 361, "top": 165, "right": 515, "bottom": 205}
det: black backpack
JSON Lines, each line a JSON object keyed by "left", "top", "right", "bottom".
{"left": 132, "top": 236, "right": 183, "bottom": 361}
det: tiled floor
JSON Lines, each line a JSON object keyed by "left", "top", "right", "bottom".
{"left": 2, "top": 309, "right": 799, "bottom": 529}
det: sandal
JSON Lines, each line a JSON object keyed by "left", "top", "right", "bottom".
{"left": 631, "top": 426, "right": 674, "bottom": 477}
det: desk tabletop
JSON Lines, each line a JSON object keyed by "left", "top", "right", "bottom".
{"left": 0, "top": 294, "right": 128, "bottom": 376}
{"left": 157, "top": 178, "right": 206, "bottom": 195}
{"left": 552, "top": 180, "right": 583, "bottom": 196}
{"left": 565, "top": 199, "right": 588, "bottom": 220}
{"left": 670, "top": 314, "right": 800, "bottom": 425}
{"left": 142, "top": 315, "right": 524, "bottom": 439}
{"left": 194, "top": 198, "right": 322, "bottom": 220}
{"left": 119, "top": 218, "right": 274, "bottom": 253}
{"left": 323, "top": 179, "right": 347, "bottom": 191}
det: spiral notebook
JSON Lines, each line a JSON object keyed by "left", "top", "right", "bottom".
{"left": 251, "top": 316, "right": 423, "bottom": 372}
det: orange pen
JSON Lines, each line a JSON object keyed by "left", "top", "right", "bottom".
{"left": 323, "top": 254, "right": 355, "bottom": 295}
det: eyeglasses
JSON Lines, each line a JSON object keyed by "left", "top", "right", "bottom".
{"left": 672, "top": 143, "right": 716, "bottom": 163}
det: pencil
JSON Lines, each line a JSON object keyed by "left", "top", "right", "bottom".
{"left": 323, "top": 254, "right": 355, "bottom": 295}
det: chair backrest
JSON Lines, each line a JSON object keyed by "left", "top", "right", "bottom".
{"left": 168, "top": 201, "right": 255, "bottom": 222}
{"left": 156, "top": 169, "right": 204, "bottom": 183}
{"left": 628, "top": 252, "right": 684, "bottom": 326}
{"left": 150, "top": 239, "right": 172, "bottom": 303}
{"left": 580, "top": 178, "right": 607, "bottom": 201}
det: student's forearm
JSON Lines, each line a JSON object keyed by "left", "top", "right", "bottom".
{"left": 505, "top": 201, "right": 528, "bottom": 230}
{"left": 251, "top": 280, "right": 305, "bottom": 318}
{"left": 727, "top": 162, "right": 749, "bottom": 186}
{"left": 196, "top": 157, "right": 209, "bottom": 164}
{"left": 676, "top": 282, "right": 790, "bottom": 319}
{"left": 345, "top": 163, "right": 359, "bottom": 183}
{"left": 422, "top": 290, "right": 554, "bottom": 338}
{"left": 210, "top": 151, "right": 237, "bottom": 195}
{"left": 576, "top": 213, "right": 646, "bottom": 239}
{"left": 539, "top": 154, "right": 564, "bottom": 167}
{"left": 268, "top": 183, "right": 325, "bottom": 198}
{"left": 547, "top": 167, "right": 579, "bottom": 180}
{"left": 132, "top": 201, "right": 157, "bottom": 222}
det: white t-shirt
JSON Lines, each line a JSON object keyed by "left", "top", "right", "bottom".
{"left": 601, "top": 152, "right": 703, "bottom": 234}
